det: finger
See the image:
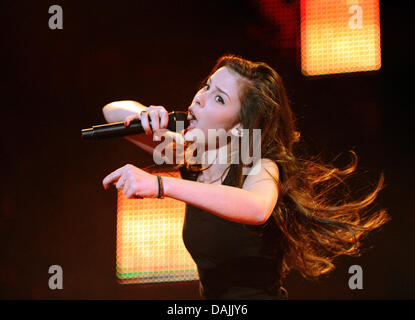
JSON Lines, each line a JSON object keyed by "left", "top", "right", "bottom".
{"left": 126, "top": 189, "right": 137, "bottom": 199}
{"left": 115, "top": 173, "right": 127, "bottom": 190}
{"left": 124, "top": 114, "right": 137, "bottom": 127}
{"left": 102, "top": 167, "right": 124, "bottom": 189}
{"left": 148, "top": 110, "right": 160, "bottom": 132}
{"left": 140, "top": 111, "right": 152, "bottom": 135}
{"left": 152, "top": 128, "right": 168, "bottom": 141}
{"left": 122, "top": 178, "right": 133, "bottom": 198}
{"left": 159, "top": 109, "right": 169, "bottom": 129}
{"left": 124, "top": 183, "right": 137, "bottom": 199}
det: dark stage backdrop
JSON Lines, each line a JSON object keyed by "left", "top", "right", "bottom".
{"left": 1, "top": 0, "right": 413, "bottom": 299}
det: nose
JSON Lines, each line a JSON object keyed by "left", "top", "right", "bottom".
{"left": 188, "top": 88, "right": 206, "bottom": 117}
{"left": 194, "top": 89, "right": 206, "bottom": 107}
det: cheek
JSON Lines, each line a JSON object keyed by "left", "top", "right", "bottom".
{"left": 203, "top": 109, "right": 236, "bottom": 131}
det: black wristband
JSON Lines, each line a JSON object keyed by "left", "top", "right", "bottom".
{"left": 157, "top": 175, "right": 164, "bottom": 199}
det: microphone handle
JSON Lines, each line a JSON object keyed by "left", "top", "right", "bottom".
{"left": 81, "top": 111, "right": 188, "bottom": 140}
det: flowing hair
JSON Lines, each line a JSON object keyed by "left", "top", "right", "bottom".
{"left": 175, "top": 54, "right": 390, "bottom": 280}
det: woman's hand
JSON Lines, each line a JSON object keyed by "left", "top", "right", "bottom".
{"left": 102, "top": 164, "right": 158, "bottom": 199}
{"left": 124, "top": 105, "right": 169, "bottom": 136}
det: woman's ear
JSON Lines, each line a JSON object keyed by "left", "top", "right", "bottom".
{"left": 230, "top": 123, "right": 244, "bottom": 138}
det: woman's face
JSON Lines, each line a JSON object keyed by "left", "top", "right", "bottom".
{"left": 185, "top": 66, "right": 244, "bottom": 147}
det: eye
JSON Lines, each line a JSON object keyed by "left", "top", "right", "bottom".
{"left": 215, "top": 96, "right": 224, "bottom": 104}
{"left": 203, "top": 83, "right": 210, "bottom": 91}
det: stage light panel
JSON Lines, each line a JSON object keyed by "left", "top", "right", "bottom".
{"left": 116, "top": 171, "right": 198, "bottom": 284}
{"left": 301, "top": 0, "right": 381, "bottom": 76}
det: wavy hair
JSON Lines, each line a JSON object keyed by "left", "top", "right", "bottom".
{"left": 176, "top": 54, "right": 390, "bottom": 280}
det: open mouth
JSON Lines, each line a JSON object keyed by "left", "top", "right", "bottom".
{"left": 186, "top": 120, "right": 197, "bottom": 131}
{"left": 186, "top": 110, "right": 198, "bottom": 130}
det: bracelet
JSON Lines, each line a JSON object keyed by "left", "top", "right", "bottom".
{"left": 156, "top": 175, "right": 164, "bottom": 199}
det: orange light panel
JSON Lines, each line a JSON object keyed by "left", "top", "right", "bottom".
{"left": 116, "top": 172, "right": 198, "bottom": 284}
{"left": 301, "top": 0, "right": 381, "bottom": 76}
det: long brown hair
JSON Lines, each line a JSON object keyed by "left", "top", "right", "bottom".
{"left": 178, "top": 54, "right": 390, "bottom": 280}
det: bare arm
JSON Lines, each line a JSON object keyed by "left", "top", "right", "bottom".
{"left": 162, "top": 159, "right": 279, "bottom": 225}
{"left": 102, "top": 100, "right": 148, "bottom": 123}
{"left": 102, "top": 101, "right": 184, "bottom": 163}
{"left": 103, "top": 159, "right": 279, "bottom": 225}
{"left": 102, "top": 100, "right": 158, "bottom": 153}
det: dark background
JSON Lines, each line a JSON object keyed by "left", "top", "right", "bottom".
{"left": 1, "top": 0, "right": 413, "bottom": 299}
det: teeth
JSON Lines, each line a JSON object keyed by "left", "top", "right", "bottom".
{"left": 187, "top": 110, "right": 196, "bottom": 120}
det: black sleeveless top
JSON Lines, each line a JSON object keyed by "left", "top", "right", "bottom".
{"left": 179, "top": 164, "right": 288, "bottom": 300}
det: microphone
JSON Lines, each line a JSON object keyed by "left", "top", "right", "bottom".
{"left": 81, "top": 111, "right": 189, "bottom": 140}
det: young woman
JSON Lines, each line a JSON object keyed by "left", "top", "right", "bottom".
{"left": 102, "top": 55, "right": 389, "bottom": 299}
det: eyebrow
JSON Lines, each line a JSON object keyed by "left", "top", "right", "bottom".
{"left": 208, "top": 78, "right": 231, "bottom": 102}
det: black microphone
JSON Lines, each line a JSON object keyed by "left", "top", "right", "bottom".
{"left": 81, "top": 111, "right": 189, "bottom": 140}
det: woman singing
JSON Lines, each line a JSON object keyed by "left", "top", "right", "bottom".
{"left": 102, "top": 55, "right": 389, "bottom": 299}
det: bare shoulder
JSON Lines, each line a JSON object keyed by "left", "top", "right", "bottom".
{"left": 246, "top": 158, "right": 280, "bottom": 180}
{"left": 242, "top": 158, "right": 280, "bottom": 190}
{"left": 259, "top": 158, "right": 279, "bottom": 179}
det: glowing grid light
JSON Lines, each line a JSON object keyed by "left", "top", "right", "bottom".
{"left": 116, "top": 171, "right": 198, "bottom": 284}
{"left": 301, "top": 0, "right": 381, "bottom": 76}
